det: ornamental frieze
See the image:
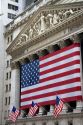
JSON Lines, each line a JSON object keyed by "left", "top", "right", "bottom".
{"left": 6, "top": 3, "right": 83, "bottom": 54}
{"left": 17, "top": 9, "right": 74, "bottom": 44}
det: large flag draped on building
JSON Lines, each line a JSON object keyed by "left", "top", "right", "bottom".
{"left": 28, "top": 101, "right": 39, "bottom": 117}
{"left": 53, "top": 96, "right": 63, "bottom": 117}
{"left": 20, "top": 43, "right": 82, "bottom": 109}
{"left": 9, "top": 106, "right": 19, "bottom": 122}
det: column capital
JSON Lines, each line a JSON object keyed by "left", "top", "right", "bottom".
{"left": 58, "top": 40, "right": 65, "bottom": 48}
{"left": 70, "top": 34, "right": 80, "bottom": 43}
{"left": 11, "top": 62, "right": 20, "bottom": 69}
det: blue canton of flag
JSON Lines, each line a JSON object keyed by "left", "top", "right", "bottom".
{"left": 21, "top": 60, "right": 39, "bottom": 88}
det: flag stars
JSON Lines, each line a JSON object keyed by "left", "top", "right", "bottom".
{"left": 21, "top": 60, "right": 39, "bottom": 88}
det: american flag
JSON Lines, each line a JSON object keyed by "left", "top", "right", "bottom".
{"left": 53, "top": 96, "right": 63, "bottom": 117}
{"left": 20, "top": 43, "right": 82, "bottom": 109}
{"left": 9, "top": 106, "right": 19, "bottom": 122}
{"left": 28, "top": 101, "right": 38, "bottom": 117}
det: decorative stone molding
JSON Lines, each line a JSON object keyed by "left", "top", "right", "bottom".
{"left": 10, "top": 8, "right": 78, "bottom": 49}
{"left": 5, "top": 1, "right": 83, "bottom": 37}
{"left": 70, "top": 34, "right": 80, "bottom": 43}
{"left": 5, "top": 3, "right": 83, "bottom": 66}
{"left": 6, "top": 112, "right": 83, "bottom": 124}
{"left": 6, "top": 2, "right": 83, "bottom": 55}
{"left": 58, "top": 40, "right": 65, "bottom": 48}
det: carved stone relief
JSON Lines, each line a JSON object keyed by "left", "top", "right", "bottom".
{"left": 19, "top": 9, "right": 75, "bottom": 42}
{"left": 16, "top": 8, "right": 80, "bottom": 46}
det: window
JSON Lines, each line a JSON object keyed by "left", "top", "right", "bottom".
{"left": 9, "top": 84, "right": 11, "bottom": 91}
{"left": 8, "top": 13, "right": 16, "bottom": 19}
{"left": 8, "top": 97, "right": 10, "bottom": 105}
{"left": 8, "top": 4, "right": 18, "bottom": 11}
{"left": 15, "top": 6, "right": 18, "bottom": 10}
{"left": 6, "top": 73, "right": 8, "bottom": 80}
{"left": 7, "top": 60, "right": 9, "bottom": 68}
{"left": 6, "top": 85, "right": 8, "bottom": 92}
{"left": 5, "top": 97, "right": 7, "bottom": 105}
{"left": 8, "top": 4, "right": 11, "bottom": 9}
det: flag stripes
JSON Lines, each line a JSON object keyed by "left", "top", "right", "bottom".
{"left": 21, "top": 77, "right": 80, "bottom": 95}
{"left": 53, "top": 96, "right": 63, "bottom": 117}
{"left": 28, "top": 101, "right": 38, "bottom": 117}
{"left": 20, "top": 43, "right": 82, "bottom": 109}
{"left": 9, "top": 107, "right": 19, "bottom": 122}
{"left": 28, "top": 105, "right": 38, "bottom": 117}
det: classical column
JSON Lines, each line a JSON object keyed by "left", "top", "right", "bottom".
{"left": 38, "top": 106, "right": 43, "bottom": 115}
{"left": 50, "top": 105, "right": 54, "bottom": 113}
{"left": 61, "top": 103, "right": 67, "bottom": 114}
{"left": 58, "top": 40, "right": 65, "bottom": 48}
{"left": 47, "top": 105, "right": 54, "bottom": 115}
{"left": 72, "top": 34, "right": 83, "bottom": 112}
{"left": 59, "top": 119, "right": 68, "bottom": 125}
{"left": 70, "top": 34, "right": 80, "bottom": 43}
{"left": 10, "top": 62, "right": 20, "bottom": 110}
{"left": 73, "top": 101, "right": 83, "bottom": 113}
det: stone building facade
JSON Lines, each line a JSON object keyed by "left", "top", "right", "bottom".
{"left": 4, "top": 0, "right": 83, "bottom": 125}
{"left": 0, "top": 0, "right": 27, "bottom": 124}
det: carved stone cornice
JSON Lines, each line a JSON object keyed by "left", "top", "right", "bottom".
{"left": 7, "top": 11, "right": 83, "bottom": 50}
{"left": 6, "top": 112, "right": 83, "bottom": 124}
{"left": 70, "top": 34, "right": 80, "bottom": 43}
{"left": 5, "top": 1, "right": 83, "bottom": 37}
{"left": 6, "top": 2, "right": 83, "bottom": 63}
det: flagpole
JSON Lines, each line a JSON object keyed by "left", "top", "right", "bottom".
{"left": 53, "top": 93, "right": 73, "bottom": 111}
{"left": 15, "top": 120, "right": 16, "bottom": 125}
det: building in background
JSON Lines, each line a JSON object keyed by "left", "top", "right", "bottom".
{"left": 0, "top": 0, "right": 53, "bottom": 124}
{"left": 1, "top": 0, "right": 83, "bottom": 125}
{"left": 0, "top": 0, "right": 27, "bottom": 124}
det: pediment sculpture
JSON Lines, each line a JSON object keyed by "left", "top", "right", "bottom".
{"left": 10, "top": 4, "right": 83, "bottom": 51}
